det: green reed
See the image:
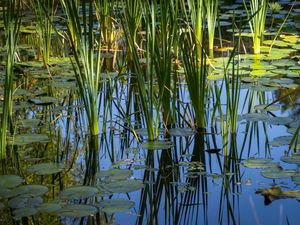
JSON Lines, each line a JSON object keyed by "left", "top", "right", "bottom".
{"left": 60, "top": 0, "right": 101, "bottom": 136}
{"left": 243, "top": 0, "right": 268, "bottom": 54}
{"left": 29, "top": 0, "right": 55, "bottom": 68}
{"left": 122, "top": 0, "right": 156, "bottom": 140}
{"left": 0, "top": 0, "right": 21, "bottom": 162}
{"left": 180, "top": 27, "right": 208, "bottom": 130}
{"left": 205, "top": 0, "right": 218, "bottom": 56}
{"left": 148, "top": 0, "right": 179, "bottom": 126}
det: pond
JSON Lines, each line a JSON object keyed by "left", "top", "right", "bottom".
{"left": 0, "top": 0, "right": 300, "bottom": 224}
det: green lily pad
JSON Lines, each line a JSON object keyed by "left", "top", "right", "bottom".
{"left": 37, "top": 203, "right": 62, "bottom": 213}
{"left": 13, "top": 207, "right": 38, "bottom": 220}
{"left": 267, "top": 117, "right": 293, "bottom": 125}
{"left": 17, "top": 119, "right": 41, "bottom": 128}
{"left": 27, "top": 162, "right": 65, "bottom": 175}
{"left": 242, "top": 113, "right": 269, "bottom": 122}
{"left": 57, "top": 204, "right": 97, "bottom": 218}
{"left": 59, "top": 186, "right": 99, "bottom": 200}
{"left": 11, "top": 185, "right": 48, "bottom": 198}
{"left": 280, "top": 154, "right": 300, "bottom": 165}
{"left": 28, "top": 96, "right": 58, "bottom": 106}
{"left": 292, "top": 176, "right": 300, "bottom": 186}
{"left": 98, "top": 199, "right": 135, "bottom": 213}
{"left": 0, "top": 175, "right": 23, "bottom": 189}
{"left": 135, "top": 128, "right": 164, "bottom": 137}
{"left": 101, "top": 180, "right": 144, "bottom": 194}
{"left": 270, "top": 135, "right": 293, "bottom": 147}
{"left": 242, "top": 158, "right": 278, "bottom": 169}
{"left": 167, "top": 128, "right": 195, "bottom": 137}
{"left": 140, "top": 140, "right": 173, "bottom": 150}
{"left": 254, "top": 104, "right": 280, "bottom": 111}
{"left": 8, "top": 196, "right": 43, "bottom": 209}
{"left": 98, "top": 169, "right": 133, "bottom": 181}
{"left": 8, "top": 134, "right": 50, "bottom": 145}
{"left": 261, "top": 167, "right": 298, "bottom": 179}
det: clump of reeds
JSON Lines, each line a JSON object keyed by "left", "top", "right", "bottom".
{"left": 60, "top": 0, "right": 102, "bottom": 136}
{"left": 243, "top": 0, "right": 268, "bottom": 54}
{"left": 0, "top": 0, "right": 22, "bottom": 162}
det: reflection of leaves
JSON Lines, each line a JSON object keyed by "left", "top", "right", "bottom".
{"left": 256, "top": 186, "right": 300, "bottom": 205}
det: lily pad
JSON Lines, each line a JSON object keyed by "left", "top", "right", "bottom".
{"left": 37, "top": 203, "right": 62, "bottom": 213}
{"left": 27, "top": 162, "right": 65, "bottom": 175}
{"left": 28, "top": 96, "right": 57, "bottom": 106}
{"left": 12, "top": 184, "right": 48, "bottom": 197}
{"left": 261, "top": 167, "right": 298, "bottom": 179}
{"left": 242, "top": 113, "right": 269, "bottom": 122}
{"left": 98, "top": 169, "right": 133, "bottom": 181}
{"left": 135, "top": 128, "right": 164, "bottom": 137}
{"left": 0, "top": 175, "right": 23, "bottom": 189}
{"left": 57, "top": 204, "right": 97, "bottom": 218}
{"left": 8, "top": 196, "right": 43, "bottom": 209}
{"left": 59, "top": 186, "right": 99, "bottom": 200}
{"left": 13, "top": 207, "right": 38, "bottom": 220}
{"left": 8, "top": 134, "right": 50, "bottom": 145}
{"left": 270, "top": 135, "right": 293, "bottom": 147}
{"left": 267, "top": 117, "right": 293, "bottom": 125}
{"left": 101, "top": 180, "right": 144, "bottom": 194}
{"left": 254, "top": 104, "right": 280, "bottom": 111}
{"left": 0, "top": 202, "right": 4, "bottom": 210}
{"left": 167, "top": 128, "right": 195, "bottom": 137}
{"left": 242, "top": 158, "right": 278, "bottom": 169}
{"left": 280, "top": 154, "right": 300, "bottom": 165}
{"left": 256, "top": 186, "right": 300, "bottom": 205}
{"left": 140, "top": 140, "right": 173, "bottom": 150}
{"left": 97, "top": 199, "right": 135, "bottom": 213}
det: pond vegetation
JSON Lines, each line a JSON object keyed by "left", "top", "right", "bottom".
{"left": 0, "top": 0, "right": 300, "bottom": 224}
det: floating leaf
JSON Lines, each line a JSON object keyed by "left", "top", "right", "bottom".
{"left": 8, "top": 134, "right": 50, "bottom": 145}
{"left": 101, "top": 180, "right": 144, "bottom": 194}
{"left": 280, "top": 154, "right": 300, "bottom": 165}
{"left": 242, "top": 113, "right": 269, "bottom": 122}
{"left": 12, "top": 185, "right": 48, "bottom": 197}
{"left": 97, "top": 199, "right": 135, "bottom": 213}
{"left": 37, "top": 203, "right": 62, "bottom": 213}
{"left": 167, "top": 128, "right": 195, "bottom": 137}
{"left": 8, "top": 196, "right": 43, "bottom": 209}
{"left": 0, "top": 175, "right": 23, "bottom": 189}
{"left": 59, "top": 186, "right": 99, "bottom": 200}
{"left": 17, "top": 119, "right": 41, "bottom": 128}
{"left": 256, "top": 186, "right": 300, "bottom": 205}
{"left": 270, "top": 135, "right": 293, "bottom": 147}
{"left": 242, "top": 158, "right": 278, "bottom": 169}
{"left": 98, "top": 169, "right": 133, "bottom": 181}
{"left": 135, "top": 128, "right": 164, "bottom": 137}
{"left": 267, "top": 117, "right": 293, "bottom": 125}
{"left": 28, "top": 96, "right": 57, "bottom": 106}
{"left": 27, "top": 162, "right": 65, "bottom": 175}
{"left": 57, "top": 204, "right": 97, "bottom": 218}
{"left": 13, "top": 208, "right": 38, "bottom": 220}
{"left": 254, "top": 104, "right": 280, "bottom": 111}
{"left": 261, "top": 167, "right": 298, "bottom": 179}
{"left": 140, "top": 140, "right": 173, "bottom": 150}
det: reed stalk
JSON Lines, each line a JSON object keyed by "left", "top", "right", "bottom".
{"left": 204, "top": 0, "right": 218, "bottom": 56}
{"left": 29, "top": 0, "right": 55, "bottom": 67}
{"left": 60, "top": 0, "right": 101, "bottom": 136}
{"left": 180, "top": 28, "right": 208, "bottom": 130}
{"left": 243, "top": 0, "right": 268, "bottom": 54}
{"left": 0, "top": 0, "right": 21, "bottom": 162}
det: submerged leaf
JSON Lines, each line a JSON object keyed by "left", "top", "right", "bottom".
{"left": 140, "top": 140, "right": 173, "bottom": 150}
{"left": 242, "top": 158, "right": 278, "bottom": 169}
{"left": 261, "top": 167, "right": 298, "bottom": 179}
{"left": 0, "top": 175, "right": 23, "bottom": 189}
{"left": 27, "top": 162, "right": 65, "bottom": 175}
{"left": 57, "top": 204, "right": 97, "bottom": 218}
{"left": 97, "top": 199, "right": 135, "bottom": 213}
{"left": 59, "top": 186, "right": 99, "bottom": 200}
